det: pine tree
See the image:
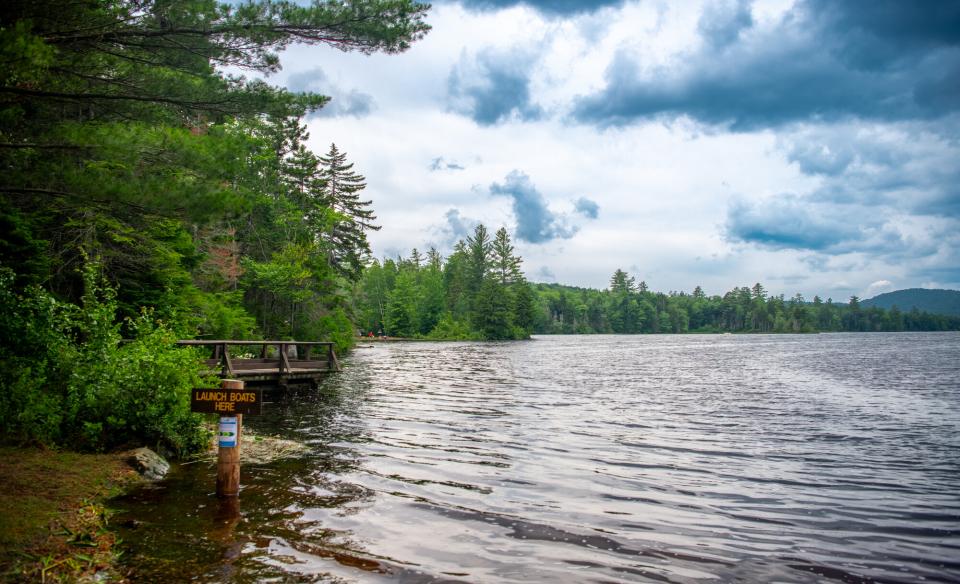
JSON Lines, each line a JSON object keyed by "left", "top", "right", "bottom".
{"left": 492, "top": 227, "right": 522, "bottom": 285}
{"left": 609, "top": 269, "right": 633, "bottom": 293}
{"left": 513, "top": 280, "right": 536, "bottom": 335}
{"left": 409, "top": 248, "right": 423, "bottom": 269}
{"left": 317, "top": 143, "right": 380, "bottom": 281}
{"left": 426, "top": 247, "right": 443, "bottom": 271}
{"left": 385, "top": 270, "right": 418, "bottom": 337}
{"left": 418, "top": 257, "right": 445, "bottom": 335}
{"left": 465, "top": 224, "right": 493, "bottom": 306}
{"left": 320, "top": 144, "right": 377, "bottom": 227}
{"left": 443, "top": 241, "right": 471, "bottom": 320}
{"left": 473, "top": 277, "right": 513, "bottom": 340}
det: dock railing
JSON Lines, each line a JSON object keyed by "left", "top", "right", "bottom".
{"left": 177, "top": 340, "right": 340, "bottom": 381}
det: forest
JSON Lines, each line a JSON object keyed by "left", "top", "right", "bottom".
{"left": 355, "top": 241, "right": 960, "bottom": 338}
{"left": 0, "top": 0, "right": 430, "bottom": 453}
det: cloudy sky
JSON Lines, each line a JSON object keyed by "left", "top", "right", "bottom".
{"left": 272, "top": 0, "right": 959, "bottom": 300}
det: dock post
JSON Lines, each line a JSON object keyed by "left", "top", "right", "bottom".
{"left": 216, "top": 379, "right": 244, "bottom": 498}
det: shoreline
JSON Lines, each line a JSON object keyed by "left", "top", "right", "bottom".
{"left": 0, "top": 446, "right": 143, "bottom": 583}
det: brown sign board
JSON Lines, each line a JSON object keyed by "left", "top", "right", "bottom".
{"left": 191, "top": 387, "right": 263, "bottom": 415}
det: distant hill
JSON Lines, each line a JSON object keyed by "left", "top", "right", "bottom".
{"left": 862, "top": 289, "right": 960, "bottom": 316}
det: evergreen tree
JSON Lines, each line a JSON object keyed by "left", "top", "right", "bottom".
{"left": 465, "top": 224, "right": 493, "bottom": 306}
{"left": 317, "top": 143, "right": 380, "bottom": 280}
{"left": 409, "top": 248, "right": 423, "bottom": 269}
{"left": 418, "top": 258, "right": 445, "bottom": 335}
{"left": 426, "top": 247, "right": 443, "bottom": 271}
{"left": 513, "top": 280, "right": 536, "bottom": 335}
{"left": 492, "top": 227, "right": 522, "bottom": 285}
{"left": 385, "top": 269, "right": 418, "bottom": 337}
{"left": 443, "top": 241, "right": 471, "bottom": 320}
{"left": 473, "top": 277, "right": 514, "bottom": 340}
{"left": 609, "top": 269, "right": 635, "bottom": 293}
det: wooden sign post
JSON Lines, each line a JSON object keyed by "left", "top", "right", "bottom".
{"left": 191, "top": 379, "right": 263, "bottom": 498}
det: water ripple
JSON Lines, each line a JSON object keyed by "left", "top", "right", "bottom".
{"left": 117, "top": 333, "right": 960, "bottom": 583}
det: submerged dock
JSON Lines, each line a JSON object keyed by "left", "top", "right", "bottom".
{"left": 177, "top": 340, "right": 340, "bottom": 385}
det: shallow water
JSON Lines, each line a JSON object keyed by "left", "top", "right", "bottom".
{"left": 116, "top": 333, "right": 960, "bottom": 583}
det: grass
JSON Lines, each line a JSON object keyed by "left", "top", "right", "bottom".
{"left": 0, "top": 446, "right": 139, "bottom": 583}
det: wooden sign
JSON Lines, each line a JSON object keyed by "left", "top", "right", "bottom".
{"left": 191, "top": 387, "right": 263, "bottom": 415}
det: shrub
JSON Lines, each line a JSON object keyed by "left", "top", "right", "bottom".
{"left": 0, "top": 265, "right": 210, "bottom": 456}
{"left": 426, "top": 315, "right": 482, "bottom": 340}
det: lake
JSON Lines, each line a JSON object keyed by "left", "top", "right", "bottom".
{"left": 116, "top": 333, "right": 960, "bottom": 583}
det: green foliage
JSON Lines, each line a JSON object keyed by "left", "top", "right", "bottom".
{"left": 426, "top": 315, "right": 481, "bottom": 341}
{"left": 472, "top": 278, "right": 512, "bottom": 339}
{"left": 193, "top": 292, "right": 258, "bottom": 340}
{"left": 531, "top": 270, "right": 960, "bottom": 335}
{"left": 0, "top": 265, "right": 210, "bottom": 455}
{"left": 0, "top": 0, "right": 431, "bottom": 454}
{"left": 311, "top": 307, "right": 356, "bottom": 354}
{"left": 384, "top": 270, "right": 418, "bottom": 337}
{"left": 356, "top": 224, "right": 532, "bottom": 340}
{"left": 357, "top": 242, "right": 958, "bottom": 339}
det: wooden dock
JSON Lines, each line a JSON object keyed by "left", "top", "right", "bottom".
{"left": 177, "top": 340, "right": 340, "bottom": 385}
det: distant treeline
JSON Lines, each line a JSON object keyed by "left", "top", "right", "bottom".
{"left": 533, "top": 275, "right": 960, "bottom": 334}
{"left": 356, "top": 235, "right": 960, "bottom": 338}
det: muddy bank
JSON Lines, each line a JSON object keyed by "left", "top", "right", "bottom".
{"left": 0, "top": 447, "right": 142, "bottom": 583}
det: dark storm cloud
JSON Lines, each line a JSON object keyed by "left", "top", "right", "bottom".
{"left": 490, "top": 171, "right": 577, "bottom": 243}
{"left": 725, "top": 196, "right": 865, "bottom": 251}
{"left": 440, "top": 0, "right": 623, "bottom": 16}
{"left": 778, "top": 121, "right": 960, "bottom": 218}
{"left": 784, "top": 140, "right": 855, "bottom": 176}
{"left": 725, "top": 191, "right": 946, "bottom": 261}
{"left": 286, "top": 68, "right": 375, "bottom": 118}
{"left": 447, "top": 49, "right": 543, "bottom": 126}
{"left": 698, "top": 0, "right": 753, "bottom": 49}
{"left": 573, "top": 197, "right": 600, "bottom": 218}
{"left": 571, "top": 0, "right": 960, "bottom": 129}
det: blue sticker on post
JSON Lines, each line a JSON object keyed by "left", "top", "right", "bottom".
{"left": 219, "top": 416, "right": 238, "bottom": 448}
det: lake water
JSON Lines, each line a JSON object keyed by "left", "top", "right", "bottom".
{"left": 116, "top": 333, "right": 960, "bottom": 583}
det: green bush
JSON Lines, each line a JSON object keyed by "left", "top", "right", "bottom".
{"left": 0, "top": 265, "right": 211, "bottom": 456}
{"left": 194, "top": 291, "right": 258, "bottom": 340}
{"left": 314, "top": 306, "right": 356, "bottom": 354}
{"left": 426, "top": 315, "right": 482, "bottom": 340}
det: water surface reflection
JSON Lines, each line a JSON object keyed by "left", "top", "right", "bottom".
{"left": 117, "top": 333, "right": 960, "bottom": 583}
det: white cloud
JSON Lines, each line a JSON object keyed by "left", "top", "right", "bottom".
{"left": 271, "top": 0, "right": 959, "bottom": 298}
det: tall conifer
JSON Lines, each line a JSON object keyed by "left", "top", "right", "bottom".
{"left": 317, "top": 143, "right": 380, "bottom": 280}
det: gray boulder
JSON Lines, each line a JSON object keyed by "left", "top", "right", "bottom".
{"left": 127, "top": 447, "right": 170, "bottom": 480}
